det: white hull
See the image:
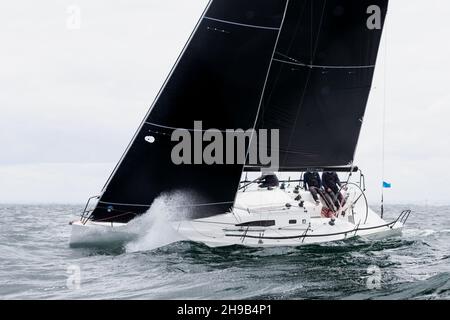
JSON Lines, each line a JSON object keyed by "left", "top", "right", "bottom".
{"left": 171, "top": 189, "right": 404, "bottom": 248}
{"left": 70, "top": 187, "right": 408, "bottom": 249}
{"left": 173, "top": 216, "right": 403, "bottom": 248}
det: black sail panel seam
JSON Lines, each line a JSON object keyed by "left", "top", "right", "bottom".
{"left": 144, "top": 121, "right": 250, "bottom": 133}
{"left": 203, "top": 16, "right": 281, "bottom": 31}
{"left": 272, "top": 58, "right": 376, "bottom": 70}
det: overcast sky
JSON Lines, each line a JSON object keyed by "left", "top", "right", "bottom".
{"left": 1, "top": 0, "right": 449, "bottom": 205}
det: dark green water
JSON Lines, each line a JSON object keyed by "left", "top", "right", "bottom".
{"left": 0, "top": 205, "right": 449, "bottom": 299}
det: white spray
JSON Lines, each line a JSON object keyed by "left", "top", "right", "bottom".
{"left": 125, "top": 191, "right": 200, "bottom": 253}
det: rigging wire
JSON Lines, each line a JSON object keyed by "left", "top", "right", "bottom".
{"left": 381, "top": 13, "right": 389, "bottom": 219}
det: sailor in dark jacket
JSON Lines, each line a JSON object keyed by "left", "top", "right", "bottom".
{"left": 322, "top": 171, "right": 344, "bottom": 209}
{"left": 303, "top": 171, "right": 322, "bottom": 204}
{"left": 257, "top": 172, "right": 280, "bottom": 189}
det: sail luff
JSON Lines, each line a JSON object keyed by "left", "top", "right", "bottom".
{"left": 100, "top": 0, "right": 215, "bottom": 193}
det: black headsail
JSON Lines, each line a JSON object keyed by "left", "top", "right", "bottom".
{"left": 90, "top": 0, "right": 290, "bottom": 223}
{"left": 247, "top": 0, "right": 388, "bottom": 171}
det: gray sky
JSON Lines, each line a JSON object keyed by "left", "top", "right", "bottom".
{"left": 1, "top": 0, "right": 449, "bottom": 205}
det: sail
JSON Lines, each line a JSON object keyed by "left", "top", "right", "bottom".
{"left": 90, "top": 0, "right": 289, "bottom": 223}
{"left": 248, "top": 0, "right": 388, "bottom": 171}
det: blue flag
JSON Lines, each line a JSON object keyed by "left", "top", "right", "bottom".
{"left": 383, "top": 181, "right": 392, "bottom": 188}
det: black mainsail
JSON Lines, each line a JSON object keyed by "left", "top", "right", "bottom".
{"left": 90, "top": 0, "right": 290, "bottom": 223}
{"left": 247, "top": 0, "right": 388, "bottom": 171}
{"left": 89, "top": 0, "right": 388, "bottom": 223}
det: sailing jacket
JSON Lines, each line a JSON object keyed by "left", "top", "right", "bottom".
{"left": 258, "top": 174, "right": 280, "bottom": 188}
{"left": 322, "top": 172, "right": 342, "bottom": 190}
{"left": 303, "top": 172, "right": 322, "bottom": 189}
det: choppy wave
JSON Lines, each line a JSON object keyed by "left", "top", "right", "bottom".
{"left": 404, "top": 229, "right": 437, "bottom": 237}
{"left": 0, "top": 204, "right": 449, "bottom": 299}
{"left": 345, "top": 272, "right": 450, "bottom": 300}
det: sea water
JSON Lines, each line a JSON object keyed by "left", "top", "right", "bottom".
{"left": 0, "top": 204, "right": 449, "bottom": 300}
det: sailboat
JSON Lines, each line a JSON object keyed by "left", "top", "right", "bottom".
{"left": 70, "top": 0, "right": 411, "bottom": 248}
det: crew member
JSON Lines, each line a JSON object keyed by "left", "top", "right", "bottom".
{"left": 303, "top": 171, "right": 322, "bottom": 205}
{"left": 257, "top": 172, "right": 280, "bottom": 189}
{"left": 322, "top": 171, "right": 345, "bottom": 209}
